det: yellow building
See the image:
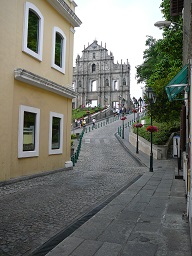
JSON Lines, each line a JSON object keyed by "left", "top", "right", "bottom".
{"left": 0, "top": 0, "right": 81, "bottom": 181}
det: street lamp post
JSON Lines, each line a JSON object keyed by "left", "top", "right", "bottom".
{"left": 119, "top": 95, "right": 122, "bottom": 105}
{"left": 121, "top": 98, "right": 125, "bottom": 108}
{"left": 136, "top": 124, "right": 139, "bottom": 154}
{"left": 134, "top": 123, "right": 143, "bottom": 154}
{"left": 104, "top": 96, "right": 108, "bottom": 118}
{"left": 146, "top": 87, "right": 156, "bottom": 172}
{"left": 138, "top": 97, "right": 143, "bottom": 112}
{"left": 121, "top": 114, "right": 127, "bottom": 139}
{"left": 132, "top": 97, "right": 139, "bottom": 121}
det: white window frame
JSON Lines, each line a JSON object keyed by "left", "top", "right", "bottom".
{"left": 18, "top": 105, "right": 40, "bottom": 158}
{"left": 51, "top": 27, "right": 66, "bottom": 74}
{"left": 22, "top": 2, "right": 44, "bottom": 61}
{"left": 49, "top": 112, "right": 64, "bottom": 155}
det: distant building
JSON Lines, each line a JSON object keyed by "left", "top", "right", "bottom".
{"left": 73, "top": 40, "right": 131, "bottom": 110}
{"left": 0, "top": 0, "right": 81, "bottom": 181}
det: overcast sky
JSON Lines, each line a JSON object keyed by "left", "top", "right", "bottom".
{"left": 73, "top": 0, "right": 164, "bottom": 100}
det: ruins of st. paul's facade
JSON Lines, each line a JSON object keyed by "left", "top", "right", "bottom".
{"left": 73, "top": 40, "right": 131, "bottom": 110}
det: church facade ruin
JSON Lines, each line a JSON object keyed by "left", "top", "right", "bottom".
{"left": 73, "top": 40, "right": 131, "bottom": 110}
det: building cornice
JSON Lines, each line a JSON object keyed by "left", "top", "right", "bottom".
{"left": 47, "top": 0, "right": 82, "bottom": 27}
{"left": 14, "top": 68, "right": 77, "bottom": 99}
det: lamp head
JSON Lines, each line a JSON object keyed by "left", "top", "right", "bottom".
{"left": 146, "top": 87, "right": 156, "bottom": 104}
{"left": 154, "top": 21, "right": 172, "bottom": 28}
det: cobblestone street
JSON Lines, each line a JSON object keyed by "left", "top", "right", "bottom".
{"left": 0, "top": 116, "right": 147, "bottom": 256}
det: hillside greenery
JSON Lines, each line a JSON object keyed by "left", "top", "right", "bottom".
{"left": 133, "top": 117, "right": 180, "bottom": 145}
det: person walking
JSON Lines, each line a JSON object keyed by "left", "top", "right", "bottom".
{"left": 75, "top": 119, "right": 78, "bottom": 128}
{"left": 82, "top": 119, "right": 86, "bottom": 127}
{"left": 92, "top": 118, "right": 96, "bottom": 128}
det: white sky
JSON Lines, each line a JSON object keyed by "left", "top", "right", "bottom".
{"left": 73, "top": 0, "right": 164, "bottom": 100}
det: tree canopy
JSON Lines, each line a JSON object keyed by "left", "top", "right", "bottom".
{"left": 136, "top": 0, "right": 183, "bottom": 122}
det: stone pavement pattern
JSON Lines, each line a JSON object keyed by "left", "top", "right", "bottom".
{"left": 0, "top": 115, "right": 146, "bottom": 256}
{"left": 47, "top": 163, "right": 192, "bottom": 256}
{"left": 46, "top": 117, "right": 192, "bottom": 255}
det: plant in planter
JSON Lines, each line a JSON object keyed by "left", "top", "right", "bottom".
{"left": 134, "top": 123, "right": 143, "bottom": 128}
{"left": 146, "top": 125, "right": 158, "bottom": 133}
{"left": 71, "top": 134, "right": 77, "bottom": 139}
{"left": 121, "top": 116, "right": 127, "bottom": 139}
{"left": 146, "top": 125, "right": 158, "bottom": 172}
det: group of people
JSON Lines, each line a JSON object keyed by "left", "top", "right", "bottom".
{"left": 74, "top": 118, "right": 86, "bottom": 128}
{"left": 74, "top": 117, "right": 96, "bottom": 128}
{"left": 113, "top": 107, "right": 127, "bottom": 116}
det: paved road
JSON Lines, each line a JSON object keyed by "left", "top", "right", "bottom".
{"left": 0, "top": 114, "right": 147, "bottom": 256}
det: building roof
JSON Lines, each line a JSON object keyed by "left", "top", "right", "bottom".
{"left": 47, "top": 0, "right": 82, "bottom": 27}
{"left": 83, "top": 40, "right": 107, "bottom": 52}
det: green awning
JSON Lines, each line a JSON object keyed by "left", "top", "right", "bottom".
{"left": 165, "top": 65, "right": 188, "bottom": 101}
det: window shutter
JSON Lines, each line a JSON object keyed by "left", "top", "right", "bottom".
{"left": 170, "top": 0, "right": 184, "bottom": 16}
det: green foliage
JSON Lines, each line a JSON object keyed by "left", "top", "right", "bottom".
{"left": 72, "top": 107, "right": 103, "bottom": 121}
{"left": 136, "top": 0, "right": 183, "bottom": 123}
{"left": 133, "top": 118, "right": 180, "bottom": 145}
{"left": 71, "top": 134, "right": 77, "bottom": 139}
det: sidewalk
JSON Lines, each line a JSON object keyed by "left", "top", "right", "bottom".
{"left": 46, "top": 123, "right": 192, "bottom": 255}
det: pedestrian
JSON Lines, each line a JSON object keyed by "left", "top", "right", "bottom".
{"left": 92, "top": 118, "right": 96, "bottom": 128}
{"left": 82, "top": 119, "right": 86, "bottom": 127}
{"left": 75, "top": 119, "right": 78, "bottom": 127}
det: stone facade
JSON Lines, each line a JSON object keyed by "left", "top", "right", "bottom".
{"left": 73, "top": 40, "right": 131, "bottom": 110}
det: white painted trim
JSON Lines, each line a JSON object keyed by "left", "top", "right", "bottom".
{"left": 47, "top": 0, "right": 82, "bottom": 27}
{"left": 14, "top": 68, "right": 77, "bottom": 98}
{"left": 51, "top": 26, "right": 66, "bottom": 74}
{"left": 49, "top": 112, "right": 64, "bottom": 155}
{"left": 18, "top": 105, "right": 40, "bottom": 158}
{"left": 70, "top": 26, "right": 75, "bottom": 34}
{"left": 22, "top": 2, "right": 44, "bottom": 61}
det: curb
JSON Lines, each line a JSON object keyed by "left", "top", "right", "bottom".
{"left": 115, "top": 132, "right": 146, "bottom": 167}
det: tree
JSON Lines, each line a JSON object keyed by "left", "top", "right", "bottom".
{"left": 136, "top": 0, "right": 183, "bottom": 122}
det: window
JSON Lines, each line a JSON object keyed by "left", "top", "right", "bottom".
{"left": 18, "top": 105, "right": 40, "bottom": 158}
{"left": 93, "top": 53, "right": 95, "bottom": 59}
{"left": 105, "top": 79, "right": 109, "bottom": 86}
{"left": 49, "top": 112, "right": 63, "bottom": 155}
{"left": 123, "top": 78, "right": 126, "bottom": 85}
{"left": 114, "top": 80, "right": 119, "bottom": 90}
{"left": 23, "top": 2, "right": 44, "bottom": 61}
{"left": 92, "top": 64, "right": 96, "bottom": 72}
{"left": 55, "top": 33, "right": 63, "bottom": 67}
{"left": 52, "top": 27, "right": 66, "bottom": 73}
{"left": 91, "top": 80, "right": 97, "bottom": 92}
